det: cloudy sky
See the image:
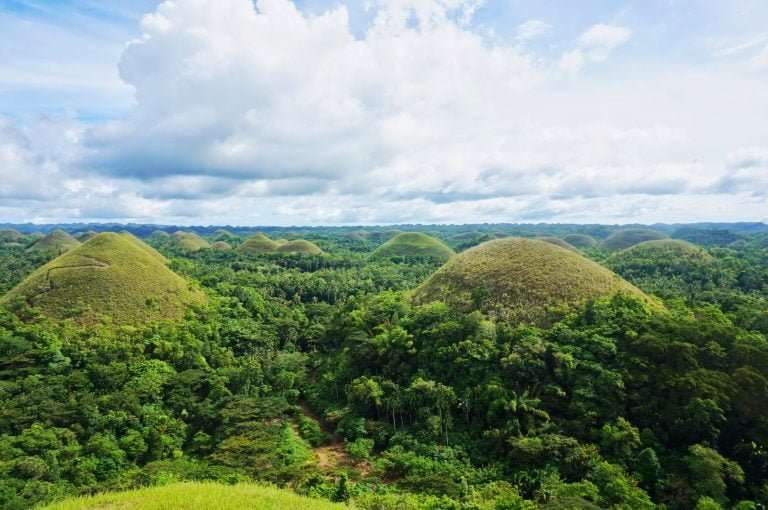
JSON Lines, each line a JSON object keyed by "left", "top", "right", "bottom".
{"left": 1, "top": 0, "right": 767, "bottom": 225}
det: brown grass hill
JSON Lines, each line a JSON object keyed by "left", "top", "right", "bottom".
{"left": 413, "top": 237, "right": 656, "bottom": 324}
{"left": 372, "top": 232, "right": 455, "bottom": 262}
{"left": 151, "top": 230, "right": 170, "bottom": 239}
{"left": 238, "top": 234, "right": 279, "bottom": 255}
{"left": 607, "top": 239, "right": 717, "bottom": 292}
{"left": 535, "top": 236, "right": 580, "bottom": 252}
{"left": 0, "top": 229, "right": 23, "bottom": 242}
{"left": 213, "top": 229, "right": 238, "bottom": 241}
{"left": 562, "top": 234, "right": 598, "bottom": 250}
{"left": 211, "top": 241, "right": 233, "bottom": 250}
{"left": 1, "top": 232, "right": 205, "bottom": 326}
{"left": 171, "top": 231, "right": 211, "bottom": 252}
{"left": 28, "top": 230, "right": 81, "bottom": 254}
{"left": 601, "top": 228, "right": 668, "bottom": 251}
{"left": 276, "top": 239, "right": 323, "bottom": 255}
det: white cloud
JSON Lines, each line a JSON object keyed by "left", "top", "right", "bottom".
{"left": 560, "top": 23, "right": 631, "bottom": 72}
{"left": 1, "top": 0, "right": 767, "bottom": 225}
{"left": 516, "top": 19, "right": 551, "bottom": 41}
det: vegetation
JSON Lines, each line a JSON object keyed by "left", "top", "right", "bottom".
{"left": 211, "top": 241, "right": 232, "bottom": 251}
{"left": 0, "top": 223, "right": 766, "bottom": 510}
{"left": 413, "top": 237, "right": 654, "bottom": 323}
{"left": 275, "top": 239, "right": 324, "bottom": 255}
{"left": 562, "top": 233, "right": 598, "bottom": 249}
{"left": 1, "top": 232, "right": 205, "bottom": 325}
{"left": 172, "top": 231, "right": 211, "bottom": 252}
{"left": 601, "top": 228, "right": 668, "bottom": 251}
{"left": 372, "top": 232, "right": 455, "bottom": 262}
{"left": 28, "top": 230, "right": 81, "bottom": 254}
{"left": 535, "top": 236, "right": 579, "bottom": 252}
{"left": 42, "top": 482, "right": 346, "bottom": 510}
{"left": 0, "top": 229, "right": 22, "bottom": 242}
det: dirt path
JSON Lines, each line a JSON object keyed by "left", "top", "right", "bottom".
{"left": 27, "top": 256, "right": 109, "bottom": 303}
{"left": 299, "top": 402, "right": 372, "bottom": 476}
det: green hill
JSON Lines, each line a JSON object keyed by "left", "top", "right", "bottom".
{"left": 607, "top": 239, "right": 717, "bottom": 295}
{"left": 238, "top": 234, "right": 279, "bottom": 254}
{"left": 75, "top": 230, "right": 99, "bottom": 242}
{"left": 41, "top": 482, "right": 345, "bottom": 510}
{"left": 372, "top": 232, "right": 455, "bottom": 261}
{"left": 211, "top": 240, "right": 232, "bottom": 250}
{"left": 276, "top": 239, "right": 323, "bottom": 254}
{"left": 602, "top": 228, "right": 668, "bottom": 251}
{"left": 28, "top": 229, "right": 81, "bottom": 254}
{"left": 172, "top": 231, "right": 211, "bottom": 251}
{"left": 0, "top": 229, "right": 22, "bottom": 242}
{"left": 413, "top": 237, "right": 654, "bottom": 323}
{"left": 536, "top": 236, "right": 579, "bottom": 252}
{"left": 2, "top": 232, "right": 205, "bottom": 325}
{"left": 151, "top": 230, "right": 170, "bottom": 238}
{"left": 562, "top": 234, "right": 598, "bottom": 249}
{"left": 213, "top": 229, "right": 238, "bottom": 241}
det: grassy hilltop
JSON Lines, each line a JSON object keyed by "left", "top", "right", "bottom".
{"left": 414, "top": 237, "right": 654, "bottom": 323}
{"left": 172, "top": 231, "right": 212, "bottom": 251}
{"left": 372, "top": 232, "right": 454, "bottom": 261}
{"left": 238, "top": 233, "right": 324, "bottom": 255}
{"left": 41, "top": 482, "right": 346, "bottom": 510}
{"left": 28, "top": 229, "right": 81, "bottom": 253}
{"left": 601, "top": 228, "right": 668, "bottom": 251}
{"left": 2, "top": 232, "right": 204, "bottom": 325}
{"left": 562, "top": 233, "right": 598, "bottom": 249}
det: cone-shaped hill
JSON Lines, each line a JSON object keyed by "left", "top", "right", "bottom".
{"left": 0, "top": 229, "right": 23, "bottom": 242}
{"left": 372, "top": 232, "right": 455, "bottom": 262}
{"left": 413, "top": 238, "right": 655, "bottom": 323}
{"left": 211, "top": 241, "right": 232, "bottom": 250}
{"left": 238, "top": 234, "right": 323, "bottom": 255}
{"left": 535, "top": 236, "right": 579, "bottom": 252}
{"left": 2, "top": 232, "right": 205, "bottom": 326}
{"left": 602, "top": 228, "right": 668, "bottom": 251}
{"left": 28, "top": 229, "right": 81, "bottom": 253}
{"left": 275, "top": 239, "right": 323, "bottom": 254}
{"left": 562, "top": 234, "right": 598, "bottom": 249}
{"left": 607, "top": 239, "right": 715, "bottom": 290}
{"left": 171, "top": 231, "right": 211, "bottom": 251}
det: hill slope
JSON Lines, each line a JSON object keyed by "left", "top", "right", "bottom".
{"left": 536, "top": 236, "right": 579, "bottom": 252}
{"left": 602, "top": 228, "right": 668, "bottom": 251}
{"left": 28, "top": 229, "right": 81, "bottom": 253}
{"left": 372, "top": 232, "right": 455, "bottom": 261}
{"left": 41, "top": 482, "right": 345, "bottom": 510}
{"left": 172, "top": 231, "right": 211, "bottom": 251}
{"left": 2, "top": 232, "right": 204, "bottom": 325}
{"left": 413, "top": 237, "right": 654, "bottom": 323}
{"left": 275, "top": 239, "right": 323, "bottom": 254}
{"left": 562, "top": 233, "right": 598, "bottom": 249}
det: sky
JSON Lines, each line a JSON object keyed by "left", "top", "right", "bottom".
{"left": 0, "top": 0, "right": 767, "bottom": 226}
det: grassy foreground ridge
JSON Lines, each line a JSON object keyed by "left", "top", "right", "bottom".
{"left": 41, "top": 482, "right": 346, "bottom": 510}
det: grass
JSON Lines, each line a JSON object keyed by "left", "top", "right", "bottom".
{"left": 2, "top": 232, "right": 205, "bottom": 326}
{"left": 601, "top": 228, "right": 668, "bottom": 251}
{"left": 413, "top": 237, "right": 656, "bottom": 324}
{"left": 276, "top": 239, "right": 323, "bottom": 254}
{"left": 211, "top": 241, "right": 233, "bottom": 250}
{"left": 611, "top": 239, "right": 714, "bottom": 262}
{"left": 172, "top": 231, "right": 211, "bottom": 251}
{"left": 0, "top": 229, "right": 22, "bottom": 242}
{"left": 535, "top": 236, "right": 579, "bottom": 252}
{"left": 372, "top": 232, "right": 454, "bottom": 261}
{"left": 562, "top": 234, "right": 597, "bottom": 249}
{"left": 28, "top": 229, "right": 81, "bottom": 254}
{"left": 239, "top": 234, "right": 323, "bottom": 255}
{"left": 40, "top": 482, "right": 346, "bottom": 510}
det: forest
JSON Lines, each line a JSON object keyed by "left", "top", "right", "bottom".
{"left": 0, "top": 223, "right": 767, "bottom": 509}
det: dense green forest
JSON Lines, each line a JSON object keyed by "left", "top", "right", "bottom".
{"left": 0, "top": 224, "right": 767, "bottom": 509}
